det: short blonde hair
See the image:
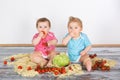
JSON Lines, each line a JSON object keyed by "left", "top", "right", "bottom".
{"left": 68, "top": 16, "right": 82, "bottom": 28}
{"left": 36, "top": 17, "right": 51, "bottom": 28}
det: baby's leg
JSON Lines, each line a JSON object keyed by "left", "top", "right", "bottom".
{"left": 46, "top": 50, "right": 57, "bottom": 67}
{"left": 30, "top": 51, "right": 48, "bottom": 67}
{"left": 80, "top": 54, "right": 92, "bottom": 71}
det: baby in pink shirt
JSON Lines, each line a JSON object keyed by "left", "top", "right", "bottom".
{"left": 30, "top": 17, "right": 58, "bottom": 67}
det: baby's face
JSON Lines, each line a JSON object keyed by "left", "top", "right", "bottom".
{"left": 37, "top": 21, "right": 50, "bottom": 35}
{"left": 68, "top": 22, "right": 82, "bottom": 36}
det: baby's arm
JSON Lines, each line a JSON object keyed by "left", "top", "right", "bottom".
{"left": 32, "top": 32, "right": 44, "bottom": 46}
{"left": 81, "top": 45, "right": 92, "bottom": 56}
{"left": 62, "top": 34, "right": 72, "bottom": 45}
{"left": 62, "top": 32, "right": 75, "bottom": 45}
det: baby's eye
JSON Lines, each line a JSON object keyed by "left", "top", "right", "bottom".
{"left": 75, "top": 27, "right": 78, "bottom": 29}
{"left": 69, "top": 26, "right": 72, "bottom": 29}
{"left": 44, "top": 26, "right": 47, "bottom": 28}
{"left": 39, "top": 26, "right": 42, "bottom": 28}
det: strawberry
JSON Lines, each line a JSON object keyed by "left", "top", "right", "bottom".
{"left": 3, "top": 60, "right": 7, "bottom": 65}
{"left": 10, "top": 57, "right": 15, "bottom": 61}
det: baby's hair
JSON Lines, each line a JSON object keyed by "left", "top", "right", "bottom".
{"left": 36, "top": 17, "right": 51, "bottom": 28}
{"left": 68, "top": 16, "right": 82, "bottom": 28}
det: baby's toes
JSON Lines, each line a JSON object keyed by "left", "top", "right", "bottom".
{"left": 46, "top": 63, "right": 52, "bottom": 67}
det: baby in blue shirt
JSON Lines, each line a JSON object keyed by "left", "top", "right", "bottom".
{"left": 62, "top": 16, "right": 92, "bottom": 71}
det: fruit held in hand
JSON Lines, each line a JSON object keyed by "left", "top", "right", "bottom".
{"left": 41, "top": 31, "right": 45, "bottom": 35}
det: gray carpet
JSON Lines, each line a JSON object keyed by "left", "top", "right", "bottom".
{"left": 0, "top": 47, "right": 120, "bottom": 80}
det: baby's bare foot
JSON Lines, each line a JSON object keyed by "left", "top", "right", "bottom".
{"left": 40, "top": 60, "right": 48, "bottom": 68}
{"left": 46, "top": 61, "right": 53, "bottom": 67}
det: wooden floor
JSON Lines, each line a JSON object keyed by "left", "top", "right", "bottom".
{"left": 0, "top": 47, "right": 120, "bottom": 80}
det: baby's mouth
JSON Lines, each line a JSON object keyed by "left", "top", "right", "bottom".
{"left": 41, "top": 31, "right": 46, "bottom": 35}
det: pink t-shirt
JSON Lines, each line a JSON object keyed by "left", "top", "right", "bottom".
{"left": 32, "top": 32, "right": 57, "bottom": 57}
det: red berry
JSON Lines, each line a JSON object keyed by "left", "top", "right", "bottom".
{"left": 11, "top": 57, "right": 15, "bottom": 61}
{"left": 42, "top": 42, "right": 48, "bottom": 47}
{"left": 69, "top": 66, "right": 73, "bottom": 71}
{"left": 3, "top": 60, "right": 7, "bottom": 65}
{"left": 60, "top": 67, "right": 66, "bottom": 74}
{"left": 27, "top": 66, "right": 32, "bottom": 70}
{"left": 18, "top": 66, "right": 22, "bottom": 69}
{"left": 36, "top": 64, "right": 41, "bottom": 69}
{"left": 54, "top": 71, "right": 59, "bottom": 75}
{"left": 41, "top": 69, "right": 45, "bottom": 73}
{"left": 94, "top": 54, "right": 97, "bottom": 57}
{"left": 102, "top": 60, "right": 107, "bottom": 64}
{"left": 51, "top": 67, "right": 56, "bottom": 71}
{"left": 37, "top": 70, "right": 42, "bottom": 74}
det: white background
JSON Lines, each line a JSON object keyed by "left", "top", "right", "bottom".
{"left": 0, "top": 0, "right": 120, "bottom": 44}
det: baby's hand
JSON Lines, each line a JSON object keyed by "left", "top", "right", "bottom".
{"left": 47, "top": 41, "right": 52, "bottom": 46}
{"left": 80, "top": 51, "right": 86, "bottom": 56}
{"left": 39, "top": 31, "right": 45, "bottom": 37}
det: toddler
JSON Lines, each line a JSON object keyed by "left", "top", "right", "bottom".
{"left": 30, "top": 17, "right": 58, "bottom": 67}
{"left": 62, "top": 16, "right": 92, "bottom": 71}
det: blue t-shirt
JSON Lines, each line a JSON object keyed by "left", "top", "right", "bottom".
{"left": 66, "top": 32, "right": 91, "bottom": 62}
